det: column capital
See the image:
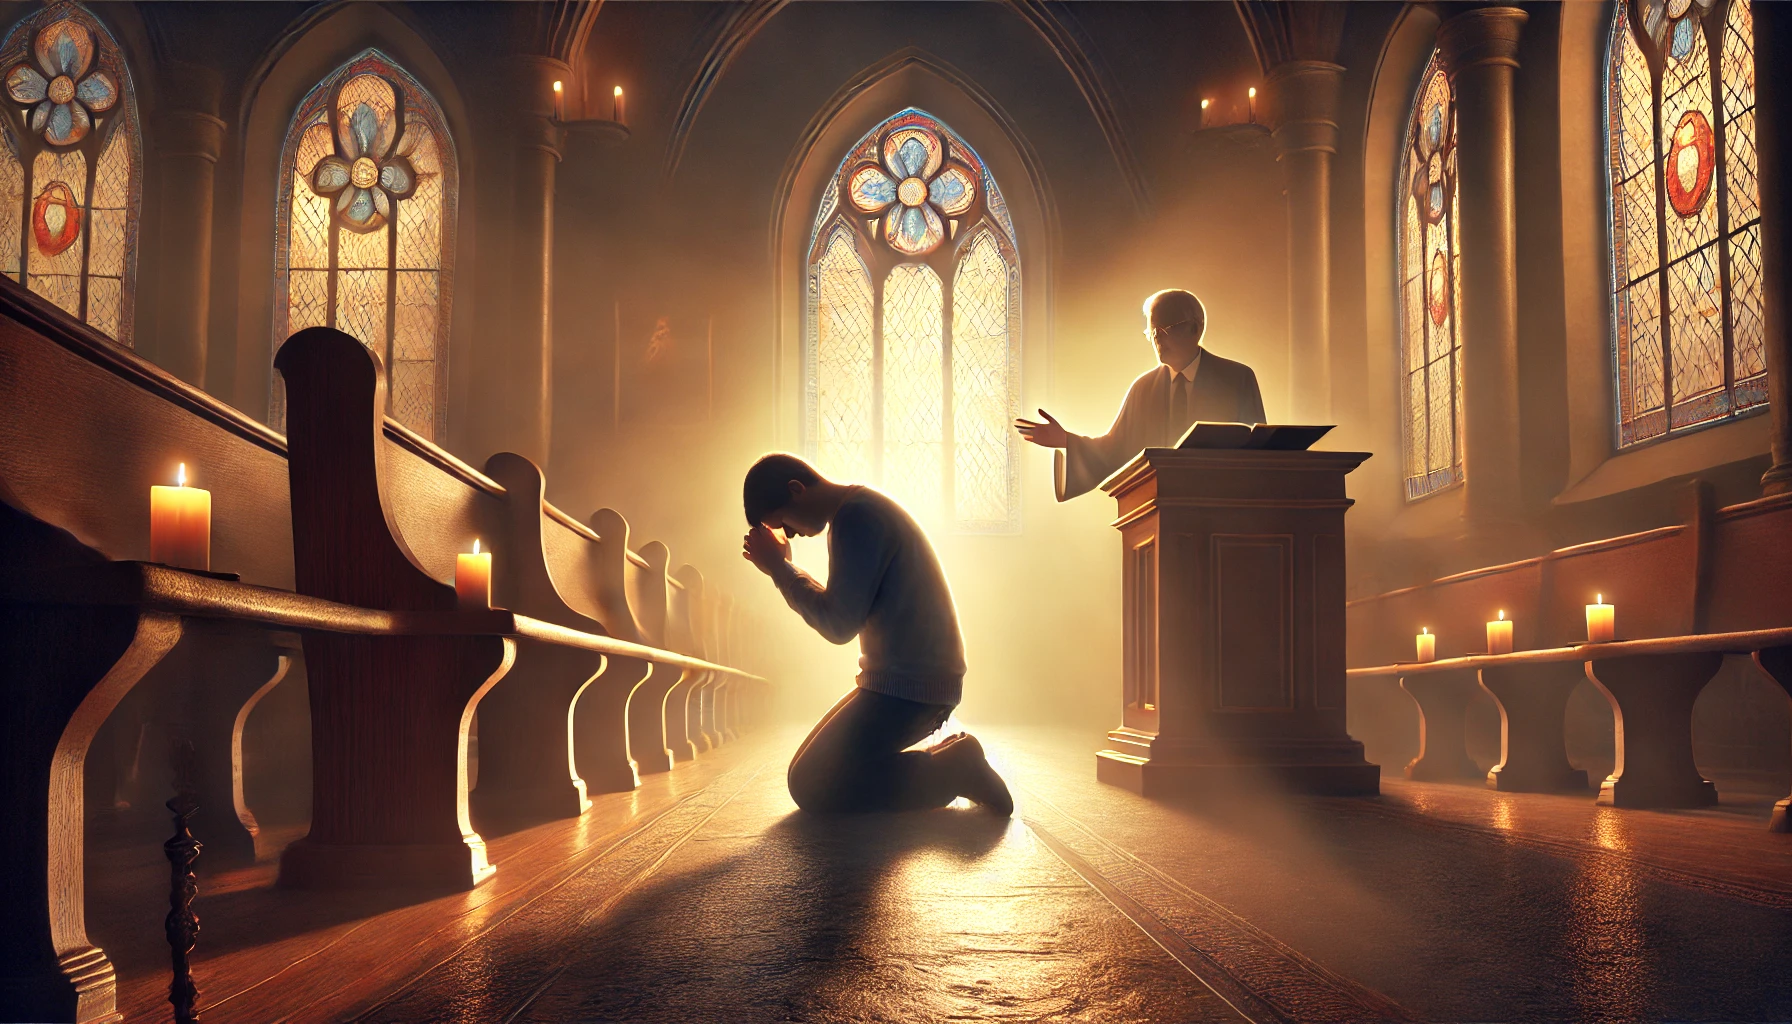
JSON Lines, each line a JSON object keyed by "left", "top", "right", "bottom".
{"left": 1265, "top": 60, "right": 1345, "bottom": 156}
{"left": 1437, "top": 6, "right": 1528, "bottom": 78}
{"left": 150, "top": 61, "right": 226, "bottom": 163}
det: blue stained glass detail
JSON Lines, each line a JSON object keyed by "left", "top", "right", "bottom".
{"left": 929, "top": 174, "right": 966, "bottom": 208}
{"left": 863, "top": 177, "right": 896, "bottom": 205}
{"left": 51, "top": 32, "right": 78, "bottom": 76}
{"left": 899, "top": 206, "right": 926, "bottom": 246}
{"left": 1672, "top": 17, "right": 1695, "bottom": 57}
{"left": 349, "top": 103, "right": 378, "bottom": 155}
{"left": 896, "top": 137, "right": 927, "bottom": 176}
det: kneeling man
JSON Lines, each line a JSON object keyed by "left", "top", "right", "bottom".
{"left": 741, "top": 453, "right": 1012, "bottom": 816}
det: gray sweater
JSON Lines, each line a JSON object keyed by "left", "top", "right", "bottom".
{"left": 768, "top": 487, "right": 966, "bottom": 706}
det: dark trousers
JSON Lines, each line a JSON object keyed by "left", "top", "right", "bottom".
{"left": 787, "top": 688, "right": 957, "bottom": 812}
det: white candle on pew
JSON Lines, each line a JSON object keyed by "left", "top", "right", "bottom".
{"left": 1486, "top": 610, "right": 1513, "bottom": 655}
{"left": 456, "top": 538, "right": 492, "bottom": 610}
{"left": 1416, "top": 627, "right": 1435, "bottom": 663}
{"left": 149, "top": 462, "right": 211, "bottom": 570}
{"left": 1587, "top": 594, "right": 1614, "bottom": 643}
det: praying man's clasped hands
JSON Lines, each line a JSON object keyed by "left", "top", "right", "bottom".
{"left": 742, "top": 524, "right": 791, "bottom": 576}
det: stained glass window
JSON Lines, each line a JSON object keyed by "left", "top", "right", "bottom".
{"left": 272, "top": 50, "right": 456, "bottom": 441}
{"left": 0, "top": 3, "right": 139, "bottom": 344}
{"left": 1607, "top": 0, "right": 1764, "bottom": 447}
{"left": 804, "top": 109, "right": 1021, "bottom": 531}
{"left": 1397, "top": 51, "right": 1463, "bottom": 501}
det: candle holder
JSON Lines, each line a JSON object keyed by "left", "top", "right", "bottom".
{"left": 556, "top": 117, "right": 631, "bottom": 144}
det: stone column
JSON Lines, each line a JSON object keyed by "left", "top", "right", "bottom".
{"left": 1267, "top": 61, "right": 1345, "bottom": 422}
{"left": 1438, "top": 7, "right": 1527, "bottom": 541}
{"left": 1756, "top": 2, "right": 1792, "bottom": 495}
{"left": 502, "top": 56, "right": 566, "bottom": 467}
{"left": 149, "top": 63, "right": 225, "bottom": 388}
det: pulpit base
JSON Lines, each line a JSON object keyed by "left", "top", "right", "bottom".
{"left": 1097, "top": 729, "right": 1379, "bottom": 797}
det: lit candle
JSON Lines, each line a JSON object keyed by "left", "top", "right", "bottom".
{"left": 149, "top": 463, "right": 212, "bottom": 570}
{"left": 613, "top": 85, "right": 625, "bottom": 125}
{"left": 1586, "top": 593, "right": 1615, "bottom": 643}
{"left": 1247, "top": 86, "right": 1257, "bottom": 124}
{"left": 1199, "top": 97, "right": 1210, "bottom": 130}
{"left": 1486, "top": 610, "right": 1513, "bottom": 655}
{"left": 1416, "top": 627, "right": 1435, "bottom": 663}
{"left": 456, "top": 538, "right": 492, "bottom": 610}
{"left": 552, "top": 80, "right": 563, "bottom": 121}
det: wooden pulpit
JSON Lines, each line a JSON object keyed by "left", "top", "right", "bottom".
{"left": 1096, "top": 447, "right": 1380, "bottom": 796}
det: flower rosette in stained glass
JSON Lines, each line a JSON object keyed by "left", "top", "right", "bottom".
{"left": 845, "top": 125, "right": 977, "bottom": 256}
{"left": 4, "top": 17, "right": 116, "bottom": 146}
{"left": 306, "top": 76, "right": 420, "bottom": 233}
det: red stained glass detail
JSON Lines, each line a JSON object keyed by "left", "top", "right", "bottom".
{"left": 1427, "top": 249, "right": 1450, "bottom": 326}
{"left": 31, "top": 180, "right": 79, "bottom": 255}
{"left": 1665, "top": 108, "right": 1715, "bottom": 217}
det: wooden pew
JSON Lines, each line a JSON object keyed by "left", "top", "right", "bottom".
{"left": 627, "top": 539, "right": 698, "bottom": 769}
{"left": 673, "top": 565, "right": 721, "bottom": 752}
{"left": 567, "top": 505, "right": 652, "bottom": 793}
{"left": 666, "top": 564, "right": 712, "bottom": 756}
{"left": 275, "top": 328, "right": 769, "bottom": 885}
{"left": 1348, "top": 492, "right": 1792, "bottom": 809}
{"left": 0, "top": 289, "right": 769, "bottom": 1021}
{"left": 469, "top": 453, "right": 610, "bottom": 821}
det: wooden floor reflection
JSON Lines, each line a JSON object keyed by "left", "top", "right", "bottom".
{"left": 89, "top": 727, "right": 1792, "bottom": 1023}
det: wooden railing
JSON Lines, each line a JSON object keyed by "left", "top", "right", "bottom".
{"left": 0, "top": 278, "right": 768, "bottom": 1024}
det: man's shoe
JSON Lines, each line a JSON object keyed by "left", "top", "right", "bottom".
{"left": 938, "top": 734, "right": 1013, "bottom": 817}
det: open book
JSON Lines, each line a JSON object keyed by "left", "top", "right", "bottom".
{"left": 1173, "top": 421, "right": 1334, "bottom": 451}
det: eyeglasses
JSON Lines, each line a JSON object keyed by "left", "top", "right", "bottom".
{"left": 1144, "top": 319, "right": 1194, "bottom": 340}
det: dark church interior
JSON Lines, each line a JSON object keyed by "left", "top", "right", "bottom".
{"left": 3, "top": 0, "right": 1791, "bottom": 1021}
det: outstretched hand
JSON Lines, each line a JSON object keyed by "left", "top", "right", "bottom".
{"left": 1014, "top": 408, "right": 1068, "bottom": 449}
{"left": 742, "top": 524, "right": 792, "bottom": 576}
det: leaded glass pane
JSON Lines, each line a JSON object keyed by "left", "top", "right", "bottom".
{"left": 27, "top": 147, "right": 83, "bottom": 318}
{"left": 1398, "top": 52, "right": 1462, "bottom": 500}
{"left": 288, "top": 269, "right": 329, "bottom": 333}
{"left": 1609, "top": 0, "right": 1766, "bottom": 445}
{"left": 396, "top": 124, "right": 443, "bottom": 270}
{"left": 811, "top": 228, "right": 875, "bottom": 484}
{"left": 952, "top": 233, "right": 1014, "bottom": 527}
{"left": 805, "top": 109, "right": 1020, "bottom": 529}
{"left": 1730, "top": 221, "right": 1765, "bottom": 379}
{"left": 0, "top": 129, "right": 20, "bottom": 278}
{"left": 0, "top": 4, "right": 139, "bottom": 343}
{"left": 289, "top": 119, "right": 332, "bottom": 271}
{"left": 273, "top": 49, "right": 457, "bottom": 437}
{"left": 1722, "top": 0, "right": 1759, "bottom": 227}
{"left": 1667, "top": 249, "right": 1724, "bottom": 406}
{"left": 882, "top": 263, "right": 943, "bottom": 519}
{"left": 1659, "top": 17, "right": 1718, "bottom": 261}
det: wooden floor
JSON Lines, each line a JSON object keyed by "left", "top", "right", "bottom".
{"left": 89, "top": 726, "right": 1792, "bottom": 1023}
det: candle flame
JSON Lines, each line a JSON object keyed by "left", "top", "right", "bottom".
{"left": 472, "top": 538, "right": 481, "bottom": 555}
{"left": 1248, "top": 86, "right": 1257, "bottom": 98}
{"left": 176, "top": 463, "right": 186, "bottom": 487}
{"left": 1421, "top": 627, "right": 1429, "bottom": 635}
{"left": 1498, "top": 610, "right": 1506, "bottom": 620}
{"left": 1596, "top": 593, "right": 1603, "bottom": 604}
{"left": 553, "top": 80, "right": 562, "bottom": 93}
{"left": 614, "top": 85, "right": 623, "bottom": 97}
{"left": 1201, "top": 98, "right": 1210, "bottom": 109}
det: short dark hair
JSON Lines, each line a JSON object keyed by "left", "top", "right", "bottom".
{"left": 743, "top": 453, "right": 821, "bottom": 525}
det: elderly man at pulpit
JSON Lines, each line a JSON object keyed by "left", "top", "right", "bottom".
{"left": 1014, "top": 288, "right": 1267, "bottom": 498}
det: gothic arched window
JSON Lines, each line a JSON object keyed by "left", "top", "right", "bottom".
{"left": 1398, "top": 50, "right": 1463, "bottom": 501}
{"left": 0, "top": 3, "right": 140, "bottom": 343}
{"left": 272, "top": 49, "right": 457, "bottom": 441}
{"left": 805, "top": 109, "right": 1021, "bottom": 531}
{"left": 1608, "top": 0, "right": 1763, "bottom": 447}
